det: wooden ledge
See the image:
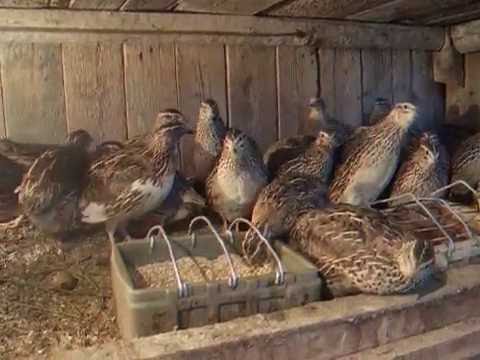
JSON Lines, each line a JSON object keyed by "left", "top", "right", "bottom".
{"left": 0, "top": 9, "right": 444, "bottom": 49}
{"left": 54, "top": 262, "right": 480, "bottom": 359}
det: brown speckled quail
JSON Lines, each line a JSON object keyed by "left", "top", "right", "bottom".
{"left": 450, "top": 131, "right": 480, "bottom": 203}
{"left": 389, "top": 132, "right": 449, "bottom": 204}
{"left": 242, "top": 130, "right": 338, "bottom": 263}
{"left": 264, "top": 98, "right": 349, "bottom": 179}
{"left": 16, "top": 130, "right": 97, "bottom": 243}
{"left": 290, "top": 204, "right": 435, "bottom": 297}
{"left": 128, "top": 172, "right": 206, "bottom": 237}
{"left": 206, "top": 129, "right": 268, "bottom": 227}
{"left": 193, "top": 99, "right": 227, "bottom": 187}
{"left": 81, "top": 110, "right": 193, "bottom": 243}
{"left": 329, "top": 103, "right": 417, "bottom": 207}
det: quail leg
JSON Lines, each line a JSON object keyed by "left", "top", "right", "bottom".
{"left": 105, "top": 221, "right": 118, "bottom": 244}
{"left": 0, "top": 214, "right": 26, "bottom": 230}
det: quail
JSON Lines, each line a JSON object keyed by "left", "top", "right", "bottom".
{"left": 81, "top": 110, "right": 193, "bottom": 243}
{"left": 290, "top": 204, "right": 435, "bottom": 297}
{"left": 329, "top": 102, "right": 417, "bottom": 207}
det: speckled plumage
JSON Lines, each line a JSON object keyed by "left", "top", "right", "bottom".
{"left": 206, "top": 129, "right": 268, "bottom": 224}
{"left": 290, "top": 204, "right": 435, "bottom": 297}
{"left": 0, "top": 138, "right": 57, "bottom": 168}
{"left": 81, "top": 111, "right": 192, "bottom": 243}
{"left": 193, "top": 99, "right": 227, "bottom": 185}
{"left": 390, "top": 132, "right": 449, "bottom": 203}
{"left": 450, "top": 132, "right": 480, "bottom": 200}
{"left": 329, "top": 103, "right": 417, "bottom": 207}
{"left": 17, "top": 130, "right": 95, "bottom": 240}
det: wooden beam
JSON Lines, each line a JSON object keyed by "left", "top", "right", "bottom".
{"left": 424, "top": 2, "right": 480, "bottom": 25}
{"left": 0, "top": 0, "right": 48, "bottom": 8}
{"left": 120, "top": 0, "right": 177, "bottom": 11}
{"left": 452, "top": 19, "right": 480, "bottom": 54}
{"left": 348, "top": 0, "right": 472, "bottom": 23}
{"left": 176, "top": 0, "right": 285, "bottom": 15}
{"left": 0, "top": 9, "right": 444, "bottom": 50}
{"left": 69, "top": 0, "right": 124, "bottom": 10}
{"left": 268, "top": 0, "right": 392, "bottom": 18}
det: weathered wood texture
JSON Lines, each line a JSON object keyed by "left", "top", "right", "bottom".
{"left": 0, "top": 43, "right": 67, "bottom": 143}
{"left": 269, "top": 0, "right": 392, "bottom": 18}
{"left": 446, "top": 52, "right": 480, "bottom": 130}
{"left": 0, "top": 9, "right": 444, "bottom": 50}
{"left": 227, "top": 45, "right": 278, "bottom": 152}
{"left": 176, "top": 0, "right": 283, "bottom": 15}
{"left": 452, "top": 18, "right": 480, "bottom": 54}
{"left": 176, "top": 43, "right": 227, "bottom": 176}
{"left": 63, "top": 43, "right": 127, "bottom": 141}
{"left": 348, "top": 0, "right": 472, "bottom": 23}
{"left": 123, "top": 43, "right": 177, "bottom": 137}
{"left": 120, "top": 0, "right": 177, "bottom": 11}
{"left": 0, "top": 42, "right": 441, "bottom": 164}
{"left": 361, "top": 49, "right": 393, "bottom": 122}
{"left": 69, "top": 0, "right": 124, "bottom": 10}
{"left": 334, "top": 49, "right": 363, "bottom": 128}
{"left": 277, "top": 46, "right": 318, "bottom": 138}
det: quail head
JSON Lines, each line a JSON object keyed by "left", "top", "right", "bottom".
{"left": 450, "top": 131, "right": 480, "bottom": 203}
{"left": 81, "top": 110, "right": 193, "bottom": 243}
{"left": 206, "top": 128, "right": 268, "bottom": 227}
{"left": 329, "top": 102, "right": 417, "bottom": 207}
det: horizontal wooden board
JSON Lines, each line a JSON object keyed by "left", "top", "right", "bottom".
{"left": 0, "top": 9, "right": 445, "bottom": 50}
{"left": 63, "top": 43, "right": 127, "bottom": 141}
{"left": 176, "top": 0, "right": 284, "bottom": 15}
{"left": 348, "top": 0, "right": 471, "bottom": 23}
{"left": 269, "top": 0, "right": 392, "bottom": 18}
{"left": 0, "top": 43, "right": 67, "bottom": 143}
{"left": 69, "top": 0, "right": 124, "bottom": 9}
{"left": 120, "top": 0, "right": 177, "bottom": 11}
{"left": 0, "top": 0, "right": 48, "bottom": 7}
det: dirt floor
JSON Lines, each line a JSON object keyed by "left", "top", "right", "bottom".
{"left": 0, "top": 222, "right": 119, "bottom": 359}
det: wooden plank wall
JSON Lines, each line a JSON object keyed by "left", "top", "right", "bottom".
{"left": 0, "top": 41, "right": 442, "bottom": 172}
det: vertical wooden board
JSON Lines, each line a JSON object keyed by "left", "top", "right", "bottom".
{"left": 446, "top": 52, "right": 480, "bottom": 127}
{"left": 176, "top": 43, "right": 227, "bottom": 176}
{"left": 120, "top": 0, "right": 176, "bottom": 11}
{"left": 412, "top": 50, "right": 437, "bottom": 131}
{"left": 392, "top": 49, "right": 412, "bottom": 104}
{"left": 334, "top": 49, "right": 362, "bottom": 128}
{"left": 124, "top": 43, "right": 177, "bottom": 137}
{"left": 69, "top": 0, "right": 124, "bottom": 9}
{"left": 361, "top": 49, "right": 393, "bottom": 122}
{"left": 63, "top": 43, "right": 126, "bottom": 142}
{"left": 277, "top": 46, "right": 318, "bottom": 139}
{"left": 227, "top": 45, "right": 277, "bottom": 153}
{"left": 318, "top": 48, "right": 336, "bottom": 122}
{"left": 0, "top": 43, "right": 67, "bottom": 143}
